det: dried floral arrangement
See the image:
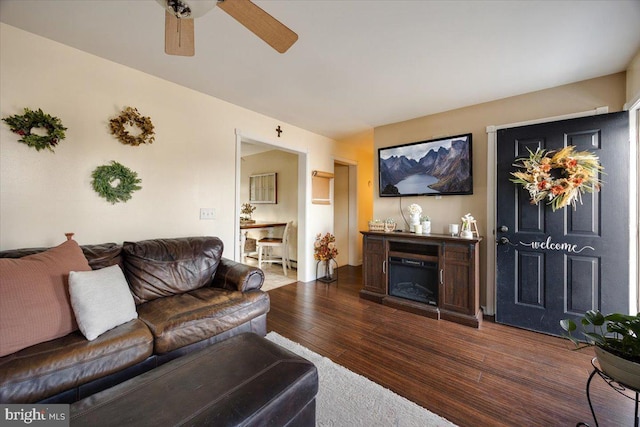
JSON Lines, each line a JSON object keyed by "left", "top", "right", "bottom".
{"left": 511, "top": 146, "right": 603, "bottom": 211}
{"left": 314, "top": 233, "right": 338, "bottom": 261}
{"left": 109, "top": 106, "right": 155, "bottom": 146}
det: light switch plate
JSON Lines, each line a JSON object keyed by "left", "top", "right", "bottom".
{"left": 199, "top": 208, "right": 216, "bottom": 220}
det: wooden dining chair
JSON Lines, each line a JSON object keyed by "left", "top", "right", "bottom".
{"left": 257, "top": 221, "right": 292, "bottom": 276}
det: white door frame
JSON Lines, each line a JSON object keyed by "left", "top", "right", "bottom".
{"left": 625, "top": 93, "right": 640, "bottom": 312}
{"left": 234, "top": 129, "right": 310, "bottom": 282}
{"left": 482, "top": 106, "right": 640, "bottom": 316}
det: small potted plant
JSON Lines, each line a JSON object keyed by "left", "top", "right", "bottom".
{"left": 240, "top": 203, "right": 256, "bottom": 223}
{"left": 560, "top": 310, "right": 640, "bottom": 389}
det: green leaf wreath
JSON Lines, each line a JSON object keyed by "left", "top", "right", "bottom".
{"left": 2, "top": 108, "right": 67, "bottom": 152}
{"left": 91, "top": 161, "right": 142, "bottom": 204}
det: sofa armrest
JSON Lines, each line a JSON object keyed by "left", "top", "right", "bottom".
{"left": 211, "top": 258, "right": 264, "bottom": 292}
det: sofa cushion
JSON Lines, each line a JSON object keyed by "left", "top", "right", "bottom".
{"left": 137, "top": 288, "right": 270, "bottom": 354}
{"left": 0, "top": 243, "right": 122, "bottom": 271}
{"left": 0, "top": 239, "right": 91, "bottom": 357}
{"left": 81, "top": 243, "right": 122, "bottom": 271}
{"left": 69, "top": 265, "right": 138, "bottom": 341}
{"left": 123, "top": 237, "right": 224, "bottom": 304}
{"left": 0, "top": 319, "right": 153, "bottom": 403}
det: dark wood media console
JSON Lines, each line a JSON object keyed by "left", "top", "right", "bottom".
{"left": 360, "top": 231, "right": 482, "bottom": 328}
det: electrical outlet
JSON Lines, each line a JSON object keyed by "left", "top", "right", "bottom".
{"left": 199, "top": 208, "right": 216, "bottom": 220}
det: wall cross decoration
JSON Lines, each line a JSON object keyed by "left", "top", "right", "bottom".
{"left": 276, "top": 125, "right": 283, "bottom": 137}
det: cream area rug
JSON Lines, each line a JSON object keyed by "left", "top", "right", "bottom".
{"left": 265, "top": 332, "right": 457, "bottom": 427}
{"left": 244, "top": 257, "right": 296, "bottom": 291}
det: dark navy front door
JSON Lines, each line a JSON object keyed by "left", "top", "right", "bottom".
{"left": 496, "top": 112, "right": 629, "bottom": 335}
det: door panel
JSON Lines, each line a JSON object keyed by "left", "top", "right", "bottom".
{"left": 496, "top": 112, "right": 629, "bottom": 335}
{"left": 517, "top": 250, "right": 544, "bottom": 307}
{"left": 567, "top": 255, "right": 599, "bottom": 313}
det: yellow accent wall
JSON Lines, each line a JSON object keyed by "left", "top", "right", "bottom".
{"left": 335, "top": 129, "right": 375, "bottom": 264}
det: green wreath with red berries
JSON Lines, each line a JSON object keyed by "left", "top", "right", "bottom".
{"left": 2, "top": 108, "right": 67, "bottom": 152}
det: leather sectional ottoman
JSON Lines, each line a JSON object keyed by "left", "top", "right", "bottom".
{"left": 71, "top": 333, "right": 319, "bottom": 426}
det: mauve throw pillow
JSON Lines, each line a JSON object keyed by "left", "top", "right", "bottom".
{"left": 0, "top": 239, "right": 91, "bottom": 357}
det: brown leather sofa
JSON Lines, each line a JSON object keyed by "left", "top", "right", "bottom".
{"left": 0, "top": 236, "right": 269, "bottom": 404}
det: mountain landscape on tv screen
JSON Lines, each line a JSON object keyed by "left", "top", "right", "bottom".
{"left": 380, "top": 137, "right": 472, "bottom": 195}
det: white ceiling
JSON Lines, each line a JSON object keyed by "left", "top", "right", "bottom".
{"left": 1, "top": 0, "right": 639, "bottom": 140}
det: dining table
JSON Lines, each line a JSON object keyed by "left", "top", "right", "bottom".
{"left": 239, "top": 221, "right": 287, "bottom": 260}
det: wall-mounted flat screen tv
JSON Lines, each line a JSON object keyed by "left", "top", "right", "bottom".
{"left": 379, "top": 133, "right": 472, "bottom": 197}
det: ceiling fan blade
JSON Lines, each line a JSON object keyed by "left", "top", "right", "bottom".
{"left": 217, "top": 0, "right": 298, "bottom": 53}
{"left": 165, "top": 10, "right": 195, "bottom": 56}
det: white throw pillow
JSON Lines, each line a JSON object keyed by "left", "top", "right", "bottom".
{"left": 69, "top": 265, "right": 137, "bottom": 341}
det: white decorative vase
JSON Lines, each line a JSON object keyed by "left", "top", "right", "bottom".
{"left": 409, "top": 213, "right": 420, "bottom": 233}
{"left": 421, "top": 221, "right": 431, "bottom": 234}
{"left": 595, "top": 346, "right": 640, "bottom": 390}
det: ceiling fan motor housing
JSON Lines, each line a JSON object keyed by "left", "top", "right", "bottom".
{"left": 158, "top": 0, "right": 218, "bottom": 19}
{"left": 167, "top": 0, "right": 192, "bottom": 18}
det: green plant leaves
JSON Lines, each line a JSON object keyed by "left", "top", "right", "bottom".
{"left": 582, "top": 310, "right": 605, "bottom": 326}
{"left": 560, "top": 310, "right": 640, "bottom": 363}
{"left": 559, "top": 318, "right": 576, "bottom": 332}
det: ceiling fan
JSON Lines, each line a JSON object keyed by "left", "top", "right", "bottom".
{"left": 156, "top": 0, "right": 298, "bottom": 56}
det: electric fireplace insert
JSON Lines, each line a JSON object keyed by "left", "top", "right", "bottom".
{"left": 388, "top": 256, "right": 439, "bottom": 306}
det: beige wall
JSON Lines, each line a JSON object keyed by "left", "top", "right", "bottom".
{"left": 374, "top": 72, "right": 627, "bottom": 308}
{"left": 627, "top": 49, "right": 640, "bottom": 104}
{"left": 0, "top": 24, "right": 345, "bottom": 282}
{"left": 240, "top": 149, "right": 299, "bottom": 261}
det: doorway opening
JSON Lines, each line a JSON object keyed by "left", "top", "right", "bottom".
{"left": 334, "top": 159, "right": 358, "bottom": 267}
{"left": 234, "top": 131, "right": 308, "bottom": 284}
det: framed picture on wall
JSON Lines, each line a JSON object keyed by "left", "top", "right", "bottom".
{"left": 249, "top": 173, "right": 277, "bottom": 204}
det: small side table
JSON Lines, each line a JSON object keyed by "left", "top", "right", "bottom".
{"left": 577, "top": 357, "right": 639, "bottom": 427}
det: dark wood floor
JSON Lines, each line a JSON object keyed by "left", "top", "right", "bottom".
{"left": 266, "top": 266, "right": 634, "bottom": 427}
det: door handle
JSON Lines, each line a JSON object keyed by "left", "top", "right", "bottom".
{"left": 498, "top": 225, "right": 509, "bottom": 233}
{"left": 497, "top": 236, "right": 511, "bottom": 245}
{"left": 382, "top": 260, "right": 386, "bottom": 274}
